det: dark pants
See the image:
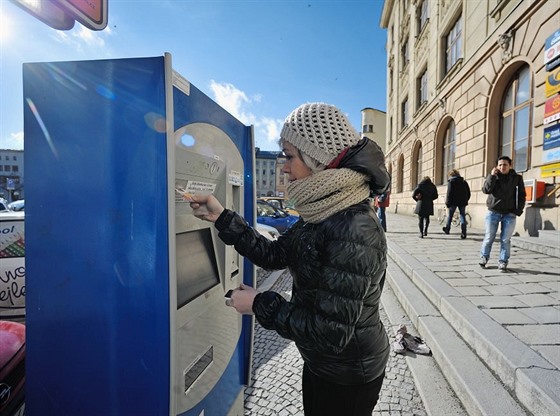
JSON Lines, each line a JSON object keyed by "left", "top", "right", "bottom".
{"left": 418, "top": 216, "right": 430, "bottom": 234}
{"left": 302, "top": 364, "right": 385, "bottom": 416}
{"left": 377, "top": 206, "right": 387, "bottom": 231}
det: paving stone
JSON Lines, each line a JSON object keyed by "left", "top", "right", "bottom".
{"left": 447, "top": 277, "right": 491, "bottom": 287}
{"left": 466, "top": 295, "right": 527, "bottom": 308}
{"left": 514, "top": 293, "right": 560, "bottom": 307}
{"left": 484, "top": 308, "right": 537, "bottom": 324}
{"left": 533, "top": 345, "right": 560, "bottom": 368}
{"left": 507, "top": 324, "right": 560, "bottom": 345}
{"left": 484, "top": 285, "right": 523, "bottom": 296}
{"left": 483, "top": 275, "right": 521, "bottom": 285}
{"left": 510, "top": 283, "right": 554, "bottom": 294}
{"left": 519, "top": 306, "right": 560, "bottom": 324}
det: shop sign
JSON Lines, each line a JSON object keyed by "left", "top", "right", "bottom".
{"left": 544, "top": 95, "right": 560, "bottom": 125}
{"left": 545, "top": 68, "right": 560, "bottom": 97}
{"left": 544, "top": 29, "right": 560, "bottom": 65}
{"left": 543, "top": 124, "right": 560, "bottom": 164}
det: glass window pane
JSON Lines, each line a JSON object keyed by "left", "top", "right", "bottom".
{"left": 502, "top": 84, "right": 513, "bottom": 111}
{"left": 515, "top": 67, "right": 530, "bottom": 105}
{"left": 501, "top": 115, "right": 512, "bottom": 146}
{"left": 514, "top": 138, "right": 528, "bottom": 171}
{"left": 514, "top": 106, "right": 529, "bottom": 142}
{"left": 501, "top": 143, "right": 511, "bottom": 158}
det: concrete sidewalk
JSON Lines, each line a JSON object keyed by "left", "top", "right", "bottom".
{"left": 383, "top": 211, "right": 560, "bottom": 415}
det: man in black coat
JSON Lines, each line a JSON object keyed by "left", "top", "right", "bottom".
{"left": 442, "top": 169, "right": 471, "bottom": 238}
{"left": 479, "top": 156, "right": 526, "bottom": 272}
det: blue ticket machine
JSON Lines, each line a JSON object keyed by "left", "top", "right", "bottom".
{"left": 23, "top": 54, "right": 255, "bottom": 415}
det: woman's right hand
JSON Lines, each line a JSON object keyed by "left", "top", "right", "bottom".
{"left": 189, "top": 194, "right": 225, "bottom": 223}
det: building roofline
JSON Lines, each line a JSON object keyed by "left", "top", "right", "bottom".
{"left": 380, "top": 0, "right": 394, "bottom": 28}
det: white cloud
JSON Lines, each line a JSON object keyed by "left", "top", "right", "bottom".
{"left": 209, "top": 80, "right": 283, "bottom": 150}
{"left": 1, "top": 131, "right": 24, "bottom": 150}
{"left": 53, "top": 24, "right": 111, "bottom": 52}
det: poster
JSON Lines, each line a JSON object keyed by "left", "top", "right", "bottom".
{"left": 0, "top": 217, "right": 25, "bottom": 318}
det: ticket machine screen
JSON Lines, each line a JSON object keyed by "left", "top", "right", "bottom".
{"left": 176, "top": 228, "right": 220, "bottom": 308}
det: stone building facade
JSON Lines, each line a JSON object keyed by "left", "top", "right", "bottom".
{"left": 0, "top": 149, "right": 24, "bottom": 202}
{"left": 361, "top": 107, "right": 387, "bottom": 152}
{"left": 380, "top": 0, "right": 559, "bottom": 236}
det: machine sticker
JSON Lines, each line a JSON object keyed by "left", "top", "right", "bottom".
{"left": 228, "top": 170, "right": 243, "bottom": 186}
{"left": 175, "top": 180, "right": 217, "bottom": 203}
{"left": 0, "top": 219, "right": 25, "bottom": 316}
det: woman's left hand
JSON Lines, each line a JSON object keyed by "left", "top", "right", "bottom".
{"left": 226, "top": 284, "right": 258, "bottom": 315}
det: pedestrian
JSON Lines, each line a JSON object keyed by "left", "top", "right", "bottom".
{"left": 479, "top": 156, "right": 526, "bottom": 272}
{"left": 442, "top": 169, "right": 471, "bottom": 239}
{"left": 374, "top": 191, "right": 390, "bottom": 232}
{"left": 412, "top": 177, "right": 438, "bottom": 238}
{"left": 190, "top": 102, "right": 391, "bottom": 416}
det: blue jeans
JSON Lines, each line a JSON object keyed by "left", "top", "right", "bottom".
{"left": 445, "top": 205, "right": 467, "bottom": 229}
{"left": 377, "top": 207, "right": 386, "bottom": 232}
{"left": 480, "top": 211, "right": 517, "bottom": 264}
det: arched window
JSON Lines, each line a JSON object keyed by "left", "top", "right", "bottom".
{"left": 412, "top": 142, "right": 423, "bottom": 187}
{"left": 500, "top": 65, "right": 532, "bottom": 172}
{"left": 397, "top": 154, "right": 404, "bottom": 193}
{"left": 442, "top": 120, "right": 456, "bottom": 180}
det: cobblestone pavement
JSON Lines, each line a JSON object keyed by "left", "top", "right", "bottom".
{"left": 245, "top": 269, "right": 428, "bottom": 416}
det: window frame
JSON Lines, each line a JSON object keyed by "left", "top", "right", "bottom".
{"left": 442, "top": 120, "right": 456, "bottom": 181}
{"left": 499, "top": 65, "right": 533, "bottom": 172}
{"left": 444, "top": 15, "right": 462, "bottom": 75}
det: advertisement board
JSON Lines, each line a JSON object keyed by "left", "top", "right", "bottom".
{"left": 545, "top": 67, "right": 560, "bottom": 97}
{"left": 543, "top": 124, "right": 560, "bottom": 164}
{"left": 544, "top": 95, "right": 560, "bottom": 125}
{"left": 544, "top": 29, "right": 560, "bottom": 65}
{"left": 0, "top": 214, "right": 25, "bottom": 320}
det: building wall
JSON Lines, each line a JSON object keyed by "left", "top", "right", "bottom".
{"left": 381, "top": 0, "right": 559, "bottom": 236}
{"left": 0, "top": 149, "right": 24, "bottom": 202}
{"left": 361, "top": 108, "right": 388, "bottom": 152}
{"left": 255, "top": 150, "right": 281, "bottom": 196}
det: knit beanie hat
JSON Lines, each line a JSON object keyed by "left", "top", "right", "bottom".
{"left": 280, "top": 103, "right": 361, "bottom": 167}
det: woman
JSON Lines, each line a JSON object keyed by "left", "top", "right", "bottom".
{"left": 190, "top": 103, "right": 391, "bottom": 416}
{"left": 412, "top": 176, "right": 438, "bottom": 238}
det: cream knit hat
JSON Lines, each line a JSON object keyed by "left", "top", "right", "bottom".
{"left": 280, "top": 103, "right": 361, "bottom": 166}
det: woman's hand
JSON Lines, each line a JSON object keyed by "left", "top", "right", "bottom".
{"left": 225, "top": 284, "right": 258, "bottom": 315}
{"left": 189, "top": 194, "right": 225, "bottom": 223}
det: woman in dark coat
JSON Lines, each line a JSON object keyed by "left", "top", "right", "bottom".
{"left": 412, "top": 176, "right": 438, "bottom": 238}
{"left": 190, "top": 103, "right": 391, "bottom": 416}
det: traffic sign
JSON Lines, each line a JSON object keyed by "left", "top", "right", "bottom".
{"left": 53, "top": 0, "right": 108, "bottom": 30}
{"left": 9, "top": 0, "right": 75, "bottom": 30}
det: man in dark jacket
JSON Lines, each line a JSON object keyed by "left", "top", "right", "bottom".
{"left": 479, "top": 156, "right": 526, "bottom": 272}
{"left": 442, "top": 169, "right": 471, "bottom": 239}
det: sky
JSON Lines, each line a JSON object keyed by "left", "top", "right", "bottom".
{"left": 0, "top": 0, "right": 388, "bottom": 152}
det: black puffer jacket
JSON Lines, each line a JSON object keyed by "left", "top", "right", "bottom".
{"left": 482, "top": 170, "right": 526, "bottom": 216}
{"left": 215, "top": 201, "right": 390, "bottom": 385}
{"left": 446, "top": 175, "right": 471, "bottom": 207}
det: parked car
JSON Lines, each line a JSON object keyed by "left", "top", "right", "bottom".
{"left": 256, "top": 200, "right": 299, "bottom": 234}
{"left": 0, "top": 320, "right": 26, "bottom": 416}
{"left": 258, "top": 197, "right": 299, "bottom": 216}
{"left": 7, "top": 200, "right": 24, "bottom": 212}
{"left": 0, "top": 198, "right": 8, "bottom": 212}
{"left": 255, "top": 223, "right": 281, "bottom": 241}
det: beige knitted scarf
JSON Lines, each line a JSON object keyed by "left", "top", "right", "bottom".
{"left": 287, "top": 168, "right": 370, "bottom": 223}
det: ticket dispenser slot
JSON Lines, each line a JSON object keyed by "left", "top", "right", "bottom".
{"left": 173, "top": 121, "right": 245, "bottom": 414}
